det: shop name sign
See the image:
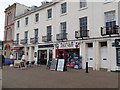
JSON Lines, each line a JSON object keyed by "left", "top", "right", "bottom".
{"left": 59, "top": 41, "right": 80, "bottom": 49}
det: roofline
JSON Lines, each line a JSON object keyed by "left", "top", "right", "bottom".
{"left": 14, "top": 1, "right": 59, "bottom": 20}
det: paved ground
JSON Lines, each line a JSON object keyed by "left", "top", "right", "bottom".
{"left": 2, "top": 65, "right": 119, "bottom": 88}
{"left": 0, "top": 69, "right": 2, "bottom": 89}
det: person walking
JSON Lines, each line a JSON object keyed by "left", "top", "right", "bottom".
{"left": 0, "top": 54, "right": 5, "bottom": 69}
{"left": 10, "top": 54, "right": 14, "bottom": 67}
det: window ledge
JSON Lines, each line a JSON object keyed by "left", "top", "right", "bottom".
{"left": 79, "top": 7, "right": 88, "bottom": 11}
{"left": 60, "top": 13, "right": 67, "bottom": 17}
{"left": 35, "top": 21, "right": 39, "bottom": 24}
{"left": 46, "top": 18, "right": 52, "bottom": 21}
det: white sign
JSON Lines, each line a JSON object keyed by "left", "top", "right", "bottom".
{"left": 59, "top": 41, "right": 80, "bottom": 49}
{"left": 57, "top": 59, "right": 65, "bottom": 71}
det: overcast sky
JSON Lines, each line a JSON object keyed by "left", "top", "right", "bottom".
{"left": 0, "top": 0, "right": 52, "bottom": 41}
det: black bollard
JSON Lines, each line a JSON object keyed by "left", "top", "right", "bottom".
{"left": 86, "top": 62, "right": 88, "bottom": 73}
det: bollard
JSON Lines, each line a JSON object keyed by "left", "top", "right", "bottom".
{"left": 86, "top": 62, "right": 88, "bottom": 73}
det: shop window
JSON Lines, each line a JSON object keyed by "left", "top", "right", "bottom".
{"left": 116, "top": 48, "right": 120, "bottom": 66}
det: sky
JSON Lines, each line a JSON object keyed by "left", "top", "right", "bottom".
{"left": 0, "top": 0, "right": 52, "bottom": 41}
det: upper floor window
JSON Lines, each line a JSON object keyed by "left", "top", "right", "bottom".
{"left": 79, "top": 17, "right": 87, "bottom": 31}
{"left": 25, "top": 17, "right": 28, "bottom": 25}
{"left": 60, "top": 22, "right": 66, "bottom": 33}
{"left": 47, "top": 26, "right": 52, "bottom": 36}
{"left": 34, "top": 29, "right": 38, "bottom": 38}
{"left": 7, "top": 12, "right": 12, "bottom": 25}
{"left": 17, "top": 20, "right": 20, "bottom": 28}
{"left": 47, "top": 9, "right": 52, "bottom": 19}
{"left": 16, "top": 33, "right": 19, "bottom": 44}
{"left": 104, "top": 10, "right": 116, "bottom": 29}
{"left": 61, "top": 2, "right": 67, "bottom": 14}
{"left": 35, "top": 13, "right": 39, "bottom": 22}
{"left": 80, "top": 0, "right": 87, "bottom": 8}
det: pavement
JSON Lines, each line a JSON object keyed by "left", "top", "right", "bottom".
{"left": 0, "top": 69, "right": 2, "bottom": 90}
{"left": 2, "top": 65, "right": 119, "bottom": 88}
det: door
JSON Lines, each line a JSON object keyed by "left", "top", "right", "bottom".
{"left": 38, "top": 50, "right": 47, "bottom": 65}
{"left": 87, "top": 47, "right": 94, "bottom": 68}
{"left": 58, "top": 50, "right": 66, "bottom": 59}
{"left": 100, "top": 46, "right": 107, "bottom": 69}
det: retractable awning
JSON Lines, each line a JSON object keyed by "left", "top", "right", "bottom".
{"left": 12, "top": 47, "right": 24, "bottom": 51}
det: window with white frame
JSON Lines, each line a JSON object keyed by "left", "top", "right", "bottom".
{"left": 104, "top": 10, "right": 116, "bottom": 29}
{"left": 25, "top": 17, "right": 28, "bottom": 25}
{"left": 47, "top": 9, "right": 52, "bottom": 19}
{"left": 80, "top": 0, "right": 87, "bottom": 8}
{"left": 35, "top": 13, "right": 39, "bottom": 22}
{"left": 79, "top": 17, "right": 87, "bottom": 31}
{"left": 47, "top": 26, "right": 52, "bottom": 41}
{"left": 60, "top": 22, "right": 66, "bottom": 33}
{"left": 61, "top": 2, "right": 67, "bottom": 14}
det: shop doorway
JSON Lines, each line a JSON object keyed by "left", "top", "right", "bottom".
{"left": 38, "top": 50, "right": 47, "bottom": 65}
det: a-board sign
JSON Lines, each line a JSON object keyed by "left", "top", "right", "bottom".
{"left": 57, "top": 59, "right": 65, "bottom": 71}
{"left": 50, "top": 59, "right": 57, "bottom": 71}
{"left": 20, "top": 61, "right": 26, "bottom": 68}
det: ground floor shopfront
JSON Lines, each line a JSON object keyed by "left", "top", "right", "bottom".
{"left": 12, "top": 37, "right": 120, "bottom": 71}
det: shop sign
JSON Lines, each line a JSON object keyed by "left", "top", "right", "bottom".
{"left": 115, "top": 39, "right": 120, "bottom": 47}
{"left": 59, "top": 41, "right": 80, "bottom": 49}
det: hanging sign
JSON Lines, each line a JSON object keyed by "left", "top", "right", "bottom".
{"left": 59, "top": 41, "right": 80, "bottom": 49}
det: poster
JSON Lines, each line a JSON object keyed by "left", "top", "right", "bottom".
{"left": 57, "top": 59, "right": 65, "bottom": 71}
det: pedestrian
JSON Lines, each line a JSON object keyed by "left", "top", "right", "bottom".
{"left": 20, "top": 53, "right": 26, "bottom": 69}
{"left": 10, "top": 54, "right": 14, "bottom": 67}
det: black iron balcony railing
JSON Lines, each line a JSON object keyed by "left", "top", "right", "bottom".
{"left": 101, "top": 25, "right": 119, "bottom": 36}
{"left": 56, "top": 33, "right": 68, "bottom": 40}
{"left": 75, "top": 30, "right": 89, "bottom": 38}
{"left": 20, "top": 39, "right": 28, "bottom": 45}
{"left": 42, "top": 35, "right": 52, "bottom": 42}
{"left": 13, "top": 40, "right": 19, "bottom": 45}
{"left": 30, "top": 37, "right": 38, "bottom": 44}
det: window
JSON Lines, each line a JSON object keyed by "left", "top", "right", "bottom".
{"left": 79, "top": 17, "right": 88, "bottom": 37}
{"left": 80, "top": 0, "right": 87, "bottom": 8}
{"left": 79, "top": 17, "right": 87, "bottom": 31}
{"left": 35, "top": 13, "right": 39, "bottom": 22}
{"left": 61, "top": 2, "right": 67, "bottom": 14}
{"left": 105, "top": 11, "right": 116, "bottom": 29}
{"left": 47, "top": 26, "right": 52, "bottom": 41}
{"left": 25, "top": 17, "right": 28, "bottom": 25}
{"left": 116, "top": 48, "right": 120, "bottom": 66}
{"left": 17, "top": 21, "right": 20, "bottom": 28}
{"left": 24, "top": 31, "right": 28, "bottom": 43}
{"left": 34, "top": 29, "right": 38, "bottom": 38}
{"left": 60, "top": 22, "right": 66, "bottom": 33}
{"left": 16, "top": 33, "right": 19, "bottom": 45}
{"left": 47, "top": 9, "right": 52, "bottom": 19}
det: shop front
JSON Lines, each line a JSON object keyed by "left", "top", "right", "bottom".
{"left": 38, "top": 44, "right": 53, "bottom": 65}
{"left": 12, "top": 47, "right": 24, "bottom": 60}
{"left": 56, "top": 41, "right": 81, "bottom": 69}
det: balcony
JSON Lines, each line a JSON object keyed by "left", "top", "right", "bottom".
{"left": 75, "top": 30, "right": 89, "bottom": 38}
{"left": 101, "top": 25, "right": 119, "bottom": 36}
{"left": 20, "top": 39, "right": 28, "bottom": 45}
{"left": 30, "top": 37, "right": 38, "bottom": 44}
{"left": 13, "top": 40, "right": 19, "bottom": 45}
{"left": 42, "top": 35, "right": 52, "bottom": 42}
{"left": 56, "top": 33, "right": 68, "bottom": 40}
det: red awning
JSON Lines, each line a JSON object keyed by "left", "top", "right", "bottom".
{"left": 12, "top": 47, "right": 24, "bottom": 51}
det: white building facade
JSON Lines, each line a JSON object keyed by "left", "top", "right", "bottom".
{"left": 13, "top": 0, "right": 120, "bottom": 71}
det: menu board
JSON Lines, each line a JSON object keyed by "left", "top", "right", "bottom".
{"left": 50, "top": 59, "right": 57, "bottom": 71}
{"left": 117, "top": 48, "right": 120, "bottom": 66}
{"left": 57, "top": 59, "right": 65, "bottom": 71}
